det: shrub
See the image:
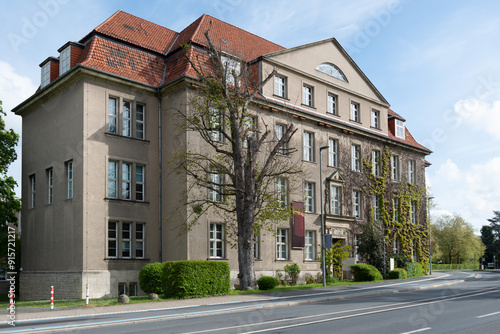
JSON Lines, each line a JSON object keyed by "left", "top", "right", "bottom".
{"left": 406, "top": 262, "right": 424, "bottom": 278}
{"left": 257, "top": 276, "right": 277, "bottom": 290}
{"left": 350, "top": 263, "right": 383, "bottom": 282}
{"left": 139, "top": 262, "right": 164, "bottom": 294}
{"left": 284, "top": 262, "right": 301, "bottom": 285}
{"left": 387, "top": 268, "right": 408, "bottom": 279}
{"left": 162, "top": 260, "right": 230, "bottom": 299}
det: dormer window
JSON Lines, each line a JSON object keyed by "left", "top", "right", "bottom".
{"left": 59, "top": 47, "right": 71, "bottom": 75}
{"left": 41, "top": 62, "right": 51, "bottom": 88}
{"left": 315, "top": 63, "right": 347, "bottom": 82}
{"left": 395, "top": 120, "right": 405, "bottom": 139}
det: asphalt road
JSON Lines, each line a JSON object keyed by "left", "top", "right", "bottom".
{"left": 4, "top": 271, "right": 499, "bottom": 333}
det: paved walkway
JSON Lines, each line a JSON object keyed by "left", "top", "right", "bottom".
{"left": 12, "top": 271, "right": 473, "bottom": 322}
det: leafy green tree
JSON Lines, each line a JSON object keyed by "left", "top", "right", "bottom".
{"left": 0, "top": 100, "right": 22, "bottom": 271}
{"left": 432, "top": 214, "right": 483, "bottom": 264}
{"left": 172, "top": 29, "right": 299, "bottom": 290}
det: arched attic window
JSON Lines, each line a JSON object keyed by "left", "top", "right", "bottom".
{"left": 315, "top": 63, "right": 348, "bottom": 82}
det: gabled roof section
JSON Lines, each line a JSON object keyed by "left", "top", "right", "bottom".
{"left": 80, "top": 10, "right": 178, "bottom": 55}
{"left": 171, "top": 14, "right": 285, "bottom": 61}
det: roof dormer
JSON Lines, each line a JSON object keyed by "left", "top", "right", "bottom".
{"left": 57, "top": 41, "right": 85, "bottom": 76}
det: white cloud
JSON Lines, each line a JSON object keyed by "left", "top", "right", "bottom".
{"left": 454, "top": 97, "right": 500, "bottom": 140}
{"left": 430, "top": 157, "right": 500, "bottom": 232}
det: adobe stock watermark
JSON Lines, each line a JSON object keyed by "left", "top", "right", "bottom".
{"left": 419, "top": 74, "right": 500, "bottom": 152}
{"left": 8, "top": 0, "right": 69, "bottom": 53}
{"left": 344, "top": 0, "right": 413, "bottom": 55}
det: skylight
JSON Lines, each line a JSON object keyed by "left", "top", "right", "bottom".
{"left": 315, "top": 63, "right": 347, "bottom": 82}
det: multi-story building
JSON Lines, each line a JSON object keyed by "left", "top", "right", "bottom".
{"left": 13, "top": 11, "right": 431, "bottom": 300}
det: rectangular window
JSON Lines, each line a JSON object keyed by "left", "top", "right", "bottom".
{"left": 350, "top": 102, "right": 360, "bottom": 122}
{"left": 122, "top": 101, "right": 131, "bottom": 137}
{"left": 209, "top": 223, "right": 224, "bottom": 258}
{"left": 373, "top": 194, "right": 380, "bottom": 221}
{"left": 136, "top": 104, "right": 145, "bottom": 139}
{"left": 122, "top": 162, "right": 131, "bottom": 200}
{"left": 327, "top": 93, "right": 337, "bottom": 115}
{"left": 351, "top": 145, "right": 360, "bottom": 172}
{"left": 408, "top": 160, "right": 415, "bottom": 184}
{"left": 276, "top": 228, "right": 288, "bottom": 260}
{"left": 353, "top": 191, "right": 361, "bottom": 218}
{"left": 328, "top": 138, "right": 338, "bottom": 167}
{"left": 108, "top": 97, "right": 118, "bottom": 134}
{"left": 393, "top": 198, "right": 399, "bottom": 222}
{"left": 305, "top": 231, "right": 315, "bottom": 260}
{"left": 135, "top": 165, "right": 144, "bottom": 201}
{"left": 209, "top": 170, "right": 223, "bottom": 202}
{"left": 59, "top": 47, "right": 70, "bottom": 75}
{"left": 30, "top": 174, "right": 36, "bottom": 208}
{"left": 135, "top": 223, "right": 144, "bottom": 258}
{"left": 276, "top": 123, "right": 287, "bottom": 155}
{"left": 41, "top": 62, "right": 51, "bottom": 88}
{"left": 304, "top": 182, "right": 315, "bottom": 213}
{"left": 372, "top": 150, "right": 381, "bottom": 176}
{"left": 302, "top": 85, "right": 313, "bottom": 107}
{"left": 303, "top": 131, "right": 314, "bottom": 162}
{"left": 275, "top": 75, "right": 286, "bottom": 98}
{"left": 108, "top": 222, "right": 117, "bottom": 258}
{"left": 391, "top": 156, "right": 399, "bottom": 181}
{"left": 411, "top": 200, "right": 416, "bottom": 224}
{"left": 396, "top": 120, "right": 405, "bottom": 139}
{"left": 371, "top": 109, "right": 380, "bottom": 129}
{"left": 122, "top": 222, "right": 131, "bottom": 258}
{"left": 276, "top": 177, "right": 288, "bottom": 208}
{"left": 67, "top": 161, "right": 73, "bottom": 199}
{"left": 331, "top": 185, "right": 340, "bottom": 215}
{"left": 47, "top": 168, "right": 53, "bottom": 204}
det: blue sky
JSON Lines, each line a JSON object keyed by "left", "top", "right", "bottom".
{"left": 1, "top": 0, "right": 500, "bottom": 232}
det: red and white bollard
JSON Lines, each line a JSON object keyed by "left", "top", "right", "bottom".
{"left": 50, "top": 286, "right": 54, "bottom": 310}
{"left": 85, "top": 282, "right": 89, "bottom": 306}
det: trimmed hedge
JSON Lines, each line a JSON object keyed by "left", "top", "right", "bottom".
{"left": 257, "top": 276, "right": 277, "bottom": 290}
{"left": 387, "top": 268, "right": 408, "bottom": 279}
{"left": 162, "top": 260, "right": 230, "bottom": 299}
{"left": 139, "top": 262, "right": 164, "bottom": 294}
{"left": 350, "top": 263, "right": 383, "bottom": 282}
{"left": 406, "top": 262, "right": 424, "bottom": 278}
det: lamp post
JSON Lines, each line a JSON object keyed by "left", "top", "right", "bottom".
{"left": 427, "top": 196, "right": 434, "bottom": 274}
{"left": 319, "top": 145, "right": 329, "bottom": 287}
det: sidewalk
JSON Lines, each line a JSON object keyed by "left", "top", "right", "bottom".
{"left": 13, "top": 271, "right": 475, "bottom": 322}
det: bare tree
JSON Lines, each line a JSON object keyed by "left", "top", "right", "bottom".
{"left": 171, "top": 28, "right": 301, "bottom": 290}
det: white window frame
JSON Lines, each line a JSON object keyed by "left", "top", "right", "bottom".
{"left": 47, "top": 168, "right": 53, "bottom": 204}
{"left": 353, "top": 191, "right": 361, "bottom": 218}
{"left": 303, "top": 131, "right": 314, "bottom": 162}
{"left": 41, "top": 62, "right": 51, "bottom": 88}
{"left": 327, "top": 93, "right": 338, "bottom": 115}
{"left": 328, "top": 138, "right": 338, "bottom": 167}
{"left": 372, "top": 150, "right": 380, "bottom": 176}
{"left": 351, "top": 145, "right": 361, "bottom": 172}
{"left": 305, "top": 231, "right": 315, "bottom": 260}
{"left": 67, "top": 161, "right": 73, "bottom": 199}
{"left": 350, "top": 102, "right": 360, "bottom": 122}
{"left": 408, "top": 160, "right": 415, "bottom": 184}
{"left": 391, "top": 155, "right": 399, "bottom": 181}
{"left": 59, "top": 47, "right": 71, "bottom": 75}
{"left": 209, "top": 223, "right": 225, "bottom": 258}
{"left": 396, "top": 120, "right": 405, "bottom": 139}
{"left": 274, "top": 75, "right": 286, "bottom": 98}
{"left": 276, "top": 177, "right": 288, "bottom": 208}
{"left": 302, "top": 85, "right": 313, "bottom": 107}
{"left": 371, "top": 109, "right": 380, "bottom": 129}
{"left": 304, "top": 182, "right": 315, "bottom": 213}
{"left": 276, "top": 228, "right": 288, "bottom": 260}
{"left": 331, "top": 185, "right": 341, "bottom": 215}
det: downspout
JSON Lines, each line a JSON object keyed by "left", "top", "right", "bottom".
{"left": 157, "top": 35, "right": 179, "bottom": 263}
